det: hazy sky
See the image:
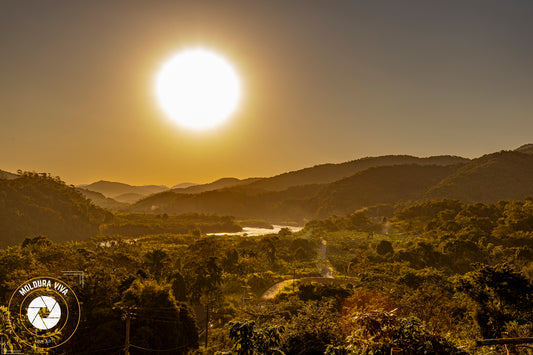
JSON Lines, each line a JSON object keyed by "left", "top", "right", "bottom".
{"left": 1, "top": 0, "right": 532, "bottom": 186}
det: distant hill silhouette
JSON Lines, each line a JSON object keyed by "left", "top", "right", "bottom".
{"left": 78, "top": 156, "right": 466, "bottom": 202}
{"left": 244, "top": 155, "right": 468, "bottom": 191}
{"left": 129, "top": 150, "right": 533, "bottom": 222}
{"left": 79, "top": 180, "right": 169, "bottom": 200}
{"left": 114, "top": 192, "right": 146, "bottom": 204}
{"left": 130, "top": 164, "right": 463, "bottom": 222}
{"left": 130, "top": 183, "right": 322, "bottom": 222}
{"left": 515, "top": 143, "right": 533, "bottom": 154}
{"left": 0, "top": 169, "right": 19, "bottom": 180}
{"left": 76, "top": 188, "right": 128, "bottom": 210}
{"left": 171, "top": 182, "right": 198, "bottom": 189}
{"left": 426, "top": 151, "right": 533, "bottom": 203}
{"left": 172, "top": 177, "right": 262, "bottom": 194}
{"left": 0, "top": 173, "right": 112, "bottom": 247}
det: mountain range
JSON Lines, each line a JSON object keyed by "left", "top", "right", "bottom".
{"left": 77, "top": 155, "right": 468, "bottom": 207}
{"left": 127, "top": 148, "right": 533, "bottom": 222}
{"left": 77, "top": 181, "right": 170, "bottom": 203}
{"left": 2, "top": 144, "right": 533, "bottom": 229}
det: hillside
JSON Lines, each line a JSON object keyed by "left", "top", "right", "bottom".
{"left": 130, "top": 164, "right": 462, "bottom": 222}
{"left": 172, "top": 182, "right": 198, "bottom": 189}
{"left": 515, "top": 143, "right": 533, "bottom": 154}
{"left": 114, "top": 192, "right": 146, "bottom": 204}
{"left": 426, "top": 151, "right": 533, "bottom": 203}
{"left": 130, "top": 184, "right": 323, "bottom": 222}
{"left": 310, "top": 164, "right": 460, "bottom": 218}
{"left": 129, "top": 150, "right": 533, "bottom": 222}
{"left": 0, "top": 172, "right": 113, "bottom": 247}
{"left": 80, "top": 180, "right": 169, "bottom": 199}
{"left": 76, "top": 188, "right": 128, "bottom": 210}
{"left": 172, "top": 177, "right": 262, "bottom": 194}
{"left": 243, "top": 155, "right": 468, "bottom": 192}
{"left": 0, "top": 169, "right": 19, "bottom": 180}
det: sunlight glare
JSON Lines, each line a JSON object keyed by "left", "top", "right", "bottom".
{"left": 155, "top": 48, "right": 241, "bottom": 130}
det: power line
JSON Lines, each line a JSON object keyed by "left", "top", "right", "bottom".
{"left": 130, "top": 343, "right": 190, "bottom": 352}
{"left": 66, "top": 345, "right": 124, "bottom": 354}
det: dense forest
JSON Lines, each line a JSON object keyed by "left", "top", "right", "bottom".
{"left": 1, "top": 195, "right": 532, "bottom": 354}
{"left": 0, "top": 172, "right": 112, "bottom": 247}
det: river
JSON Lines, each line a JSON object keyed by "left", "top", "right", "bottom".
{"left": 208, "top": 225, "right": 302, "bottom": 237}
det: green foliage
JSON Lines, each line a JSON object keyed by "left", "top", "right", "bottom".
{"left": 0, "top": 306, "right": 52, "bottom": 354}
{"left": 290, "top": 238, "right": 316, "bottom": 262}
{"left": 391, "top": 317, "right": 467, "bottom": 355}
{"left": 227, "top": 320, "right": 285, "bottom": 355}
{"left": 304, "top": 212, "right": 380, "bottom": 233}
{"left": 339, "top": 291, "right": 466, "bottom": 354}
{"left": 281, "top": 301, "right": 344, "bottom": 355}
{"left": 277, "top": 227, "right": 292, "bottom": 237}
{"left": 21, "top": 235, "right": 52, "bottom": 248}
{"left": 1, "top": 196, "right": 533, "bottom": 353}
{"left": 296, "top": 283, "right": 352, "bottom": 308}
{"left": 187, "top": 256, "right": 223, "bottom": 304}
{"left": 376, "top": 240, "right": 393, "bottom": 255}
{"left": 458, "top": 263, "right": 533, "bottom": 338}
{"left": 143, "top": 248, "right": 171, "bottom": 280}
{"left": 120, "top": 279, "right": 199, "bottom": 353}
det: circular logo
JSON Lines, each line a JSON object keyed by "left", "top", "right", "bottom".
{"left": 27, "top": 296, "right": 61, "bottom": 330}
{"left": 8, "top": 277, "right": 81, "bottom": 349}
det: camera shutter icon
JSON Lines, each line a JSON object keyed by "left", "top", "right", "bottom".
{"left": 27, "top": 296, "right": 61, "bottom": 330}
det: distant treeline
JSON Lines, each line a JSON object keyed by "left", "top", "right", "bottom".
{"left": 100, "top": 212, "right": 242, "bottom": 237}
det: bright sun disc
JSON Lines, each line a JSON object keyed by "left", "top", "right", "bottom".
{"left": 155, "top": 48, "right": 241, "bottom": 130}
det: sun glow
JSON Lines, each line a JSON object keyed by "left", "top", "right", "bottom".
{"left": 155, "top": 48, "right": 241, "bottom": 130}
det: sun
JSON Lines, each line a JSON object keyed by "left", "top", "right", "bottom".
{"left": 155, "top": 48, "right": 242, "bottom": 130}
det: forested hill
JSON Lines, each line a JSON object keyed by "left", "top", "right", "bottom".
{"left": 131, "top": 151, "right": 533, "bottom": 222}
{"left": 243, "top": 155, "right": 468, "bottom": 192}
{"left": 79, "top": 180, "right": 169, "bottom": 201}
{"left": 130, "top": 165, "right": 460, "bottom": 222}
{"left": 309, "top": 164, "right": 458, "bottom": 218}
{"left": 76, "top": 188, "right": 128, "bottom": 210}
{"left": 515, "top": 143, "right": 533, "bottom": 154}
{"left": 0, "top": 172, "right": 112, "bottom": 247}
{"left": 130, "top": 183, "right": 324, "bottom": 222}
{"left": 172, "top": 177, "right": 262, "bottom": 194}
{"left": 426, "top": 150, "right": 533, "bottom": 202}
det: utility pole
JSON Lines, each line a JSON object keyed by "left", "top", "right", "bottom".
{"left": 125, "top": 312, "right": 131, "bottom": 355}
{"left": 293, "top": 267, "right": 296, "bottom": 292}
{"left": 205, "top": 304, "right": 209, "bottom": 349}
{"left": 241, "top": 284, "right": 251, "bottom": 307}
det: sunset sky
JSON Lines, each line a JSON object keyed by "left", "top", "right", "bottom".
{"left": 1, "top": 1, "right": 533, "bottom": 186}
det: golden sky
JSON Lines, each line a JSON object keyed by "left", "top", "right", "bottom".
{"left": 1, "top": 1, "right": 533, "bottom": 186}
